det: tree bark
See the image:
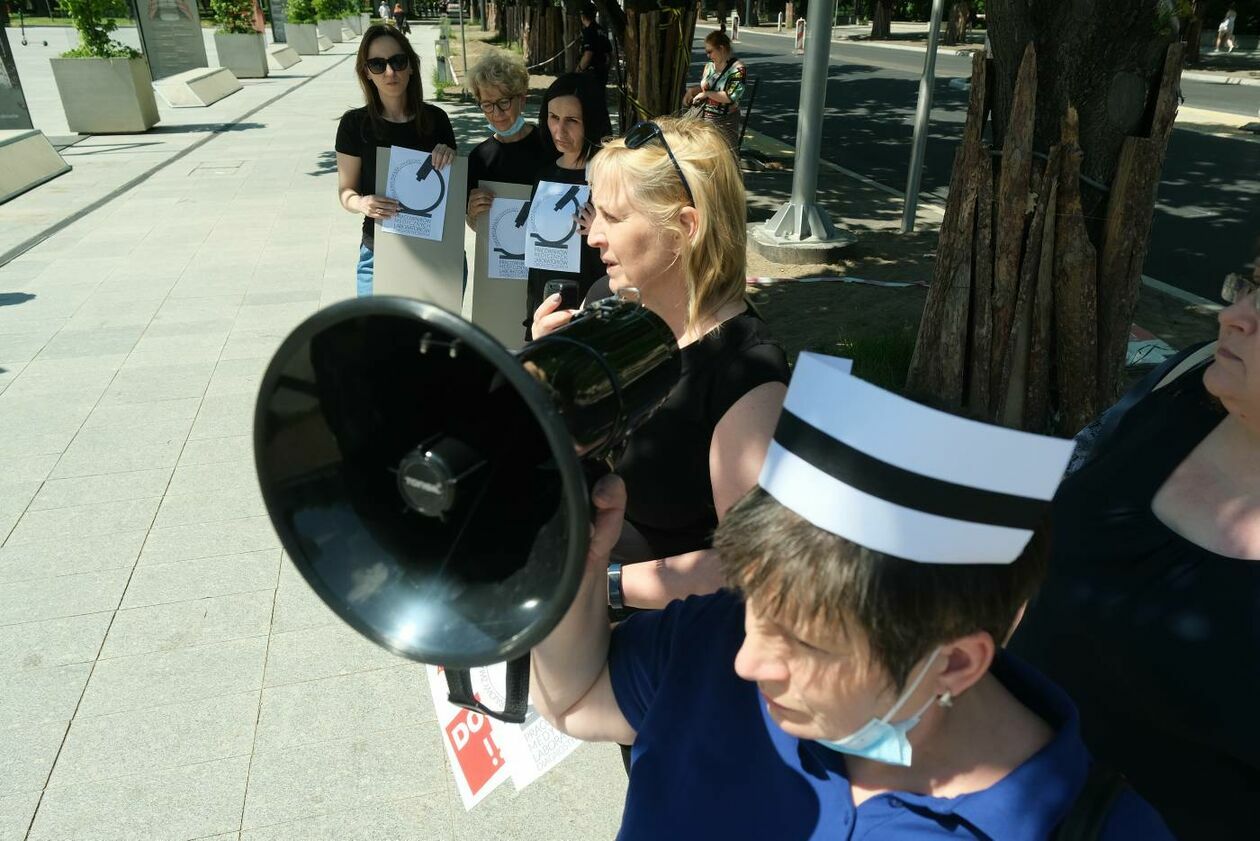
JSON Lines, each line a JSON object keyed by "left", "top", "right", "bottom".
{"left": 944, "top": 1, "right": 969, "bottom": 46}
{"left": 870, "top": 0, "right": 892, "bottom": 39}
{"left": 594, "top": 0, "right": 699, "bottom": 131}
{"left": 1184, "top": 0, "right": 1204, "bottom": 64}
{"left": 986, "top": 0, "right": 1176, "bottom": 224}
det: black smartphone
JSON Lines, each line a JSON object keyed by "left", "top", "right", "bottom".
{"left": 543, "top": 279, "right": 580, "bottom": 310}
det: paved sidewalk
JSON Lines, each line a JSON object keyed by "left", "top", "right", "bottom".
{"left": 0, "top": 23, "right": 626, "bottom": 841}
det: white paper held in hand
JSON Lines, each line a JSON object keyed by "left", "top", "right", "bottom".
{"left": 382, "top": 145, "right": 451, "bottom": 241}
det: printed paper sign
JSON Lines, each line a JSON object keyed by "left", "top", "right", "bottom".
{"left": 425, "top": 662, "right": 582, "bottom": 808}
{"left": 487, "top": 197, "right": 530, "bottom": 280}
{"left": 382, "top": 145, "right": 451, "bottom": 241}
{"left": 525, "top": 180, "right": 590, "bottom": 274}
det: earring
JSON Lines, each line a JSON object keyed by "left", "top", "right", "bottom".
{"left": 938, "top": 691, "right": 953, "bottom": 709}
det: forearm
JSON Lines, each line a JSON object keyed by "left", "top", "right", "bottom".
{"left": 530, "top": 565, "right": 612, "bottom": 721}
{"left": 339, "top": 187, "right": 362, "bottom": 215}
{"left": 621, "top": 548, "right": 725, "bottom": 610}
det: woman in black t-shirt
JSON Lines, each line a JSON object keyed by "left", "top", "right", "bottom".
{"left": 335, "top": 25, "right": 456, "bottom": 297}
{"left": 1009, "top": 260, "right": 1260, "bottom": 838}
{"left": 464, "top": 52, "right": 552, "bottom": 229}
{"left": 532, "top": 117, "right": 788, "bottom": 607}
{"left": 523, "top": 73, "right": 612, "bottom": 336}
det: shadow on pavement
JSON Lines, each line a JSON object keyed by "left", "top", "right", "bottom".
{"left": 0, "top": 292, "right": 35, "bottom": 307}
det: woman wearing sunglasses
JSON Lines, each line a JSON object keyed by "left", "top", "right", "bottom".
{"left": 1010, "top": 241, "right": 1260, "bottom": 838}
{"left": 336, "top": 25, "right": 456, "bottom": 297}
{"left": 522, "top": 73, "right": 612, "bottom": 334}
{"left": 533, "top": 117, "right": 788, "bottom": 616}
{"left": 464, "top": 52, "right": 552, "bottom": 230}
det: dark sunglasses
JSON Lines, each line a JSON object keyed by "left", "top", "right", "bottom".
{"left": 624, "top": 121, "right": 696, "bottom": 207}
{"left": 366, "top": 53, "right": 410, "bottom": 74}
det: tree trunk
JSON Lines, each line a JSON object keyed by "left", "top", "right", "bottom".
{"left": 944, "top": 1, "right": 969, "bottom": 46}
{"left": 594, "top": 0, "right": 700, "bottom": 132}
{"left": 1184, "top": 0, "right": 1204, "bottom": 64}
{"left": 907, "top": 1, "right": 1185, "bottom": 434}
{"left": 870, "top": 0, "right": 892, "bottom": 39}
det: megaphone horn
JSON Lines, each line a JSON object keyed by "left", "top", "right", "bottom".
{"left": 253, "top": 293, "right": 679, "bottom": 721}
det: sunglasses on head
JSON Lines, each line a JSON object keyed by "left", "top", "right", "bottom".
{"left": 1222, "top": 272, "right": 1260, "bottom": 311}
{"left": 366, "top": 53, "right": 410, "bottom": 74}
{"left": 624, "top": 121, "right": 695, "bottom": 207}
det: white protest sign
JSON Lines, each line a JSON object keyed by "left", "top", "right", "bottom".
{"left": 382, "top": 145, "right": 451, "bottom": 241}
{"left": 424, "top": 662, "right": 582, "bottom": 807}
{"left": 487, "top": 197, "right": 530, "bottom": 280}
{"left": 525, "top": 180, "right": 590, "bottom": 274}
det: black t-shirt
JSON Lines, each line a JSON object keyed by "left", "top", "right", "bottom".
{"left": 524, "top": 162, "right": 604, "bottom": 333}
{"left": 613, "top": 307, "right": 788, "bottom": 559}
{"left": 1010, "top": 373, "right": 1260, "bottom": 839}
{"left": 581, "top": 23, "right": 610, "bottom": 68}
{"left": 467, "top": 124, "right": 553, "bottom": 198}
{"left": 334, "top": 104, "right": 457, "bottom": 249}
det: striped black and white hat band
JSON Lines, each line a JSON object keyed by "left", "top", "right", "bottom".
{"left": 757, "top": 353, "right": 1075, "bottom": 565}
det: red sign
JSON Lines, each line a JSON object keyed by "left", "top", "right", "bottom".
{"left": 444, "top": 708, "right": 504, "bottom": 796}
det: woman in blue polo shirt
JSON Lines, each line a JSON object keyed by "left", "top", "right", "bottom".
{"left": 529, "top": 354, "right": 1173, "bottom": 840}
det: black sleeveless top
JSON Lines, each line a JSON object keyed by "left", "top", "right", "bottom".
{"left": 614, "top": 308, "right": 788, "bottom": 559}
{"left": 1010, "top": 373, "right": 1260, "bottom": 839}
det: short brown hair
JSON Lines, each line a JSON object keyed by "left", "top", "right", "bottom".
{"left": 714, "top": 487, "right": 1050, "bottom": 692}
{"left": 705, "top": 30, "right": 732, "bottom": 51}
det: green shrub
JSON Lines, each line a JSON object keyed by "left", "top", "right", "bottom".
{"left": 211, "top": 0, "right": 258, "bottom": 34}
{"left": 288, "top": 0, "right": 318, "bottom": 23}
{"left": 431, "top": 66, "right": 447, "bottom": 98}
{"left": 59, "top": 0, "right": 139, "bottom": 58}
{"left": 314, "top": 0, "right": 342, "bottom": 19}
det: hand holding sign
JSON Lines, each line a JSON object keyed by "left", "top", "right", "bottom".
{"left": 525, "top": 180, "right": 591, "bottom": 274}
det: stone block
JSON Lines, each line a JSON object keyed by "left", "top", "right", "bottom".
{"left": 153, "top": 66, "right": 243, "bottom": 108}
{"left": 284, "top": 23, "right": 321, "bottom": 55}
{"left": 213, "top": 31, "right": 269, "bottom": 79}
{"left": 267, "top": 44, "right": 302, "bottom": 70}
{"left": 48, "top": 57, "right": 159, "bottom": 134}
{"left": 317, "top": 19, "right": 343, "bottom": 43}
{"left": 0, "top": 130, "right": 71, "bottom": 205}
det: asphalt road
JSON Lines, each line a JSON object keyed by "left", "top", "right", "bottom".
{"left": 708, "top": 28, "right": 1260, "bottom": 301}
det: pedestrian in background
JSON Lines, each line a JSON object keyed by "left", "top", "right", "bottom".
{"left": 1216, "top": 4, "right": 1238, "bottom": 52}
{"left": 576, "top": 4, "right": 611, "bottom": 88}
{"left": 376, "top": 0, "right": 389, "bottom": 21}
{"left": 685, "top": 30, "right": 747, "bottom": 154}
{"left": 335, "top": 25, "right": 455, "bottom": 296}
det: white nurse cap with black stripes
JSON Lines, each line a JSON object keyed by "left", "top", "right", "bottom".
{"left": 757, "top": 353, "right": 1075, "bottom": 565}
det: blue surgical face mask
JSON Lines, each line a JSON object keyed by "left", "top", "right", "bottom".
{"left": 814, "top": 648, "right": 942, "bottom": 767}
{"left": 490, "top": 112, "right": 526, "bottom": 139}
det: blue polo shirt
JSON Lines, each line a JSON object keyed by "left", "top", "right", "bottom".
{"left": 608, "top": 591, "right": 1172, "bottom": 840}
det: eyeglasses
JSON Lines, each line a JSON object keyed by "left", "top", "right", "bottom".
{"left": 624, "top": 121, "right": 695, "bottom": 207}
{"left": 365, "top": 53, "right": 410, "bottom": 75}
{"left": 478, "top": 97, "right": 517, "bottom": 114}
{"left": 1222, "top": 272, "right": 1260, "bottom": 311}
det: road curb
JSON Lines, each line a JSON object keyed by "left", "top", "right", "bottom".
{"left": 1183, "top": 69, "right": 1260, "bottom": 88}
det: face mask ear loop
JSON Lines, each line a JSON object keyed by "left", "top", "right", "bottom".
{"left": 879, "top": 648, "right": 941, "bottom": 724}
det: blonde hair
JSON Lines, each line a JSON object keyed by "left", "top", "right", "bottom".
{"left": 468, "top": 51, "right": 529, "bottom": 101}
{"left": 588, "top": 117, "right": 746, "bottom": 329}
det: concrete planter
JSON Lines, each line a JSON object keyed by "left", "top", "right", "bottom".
{"left": 359, "top": 13, "right": 370, "bottom": 31}
{"left": 214, "top": 32, "right": 269, "bottom": 79}
{"left": 318, "top": 19, "right": 344, "bottom": 42}
{"left": 340, "top": 18, "right": 357, "bottom": 40}
{"left": 287, "top": 22, "right": 321, "bottom": 54}
{"left": 347, "top": 14, "right": 364, "bottom": 34}
{"left": 49, "top": 56, "right": 159, "bottom": 134}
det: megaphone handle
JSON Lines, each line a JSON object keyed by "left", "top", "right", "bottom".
{"left": 445, "top": 656, "right": 531, "bottom": 724}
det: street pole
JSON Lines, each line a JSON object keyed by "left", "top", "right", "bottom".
{"left": 900, "top": 0, "right": 945, "bottom": 234}
{"left": 458, "top": 0, "right": 468, "bottom": 101}
{"left": 762, "top": 0, "right": 841, "bottom": 242}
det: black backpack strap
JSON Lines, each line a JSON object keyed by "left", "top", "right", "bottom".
{"left": 1080, "top": 340, "right": 1216, "bottom": 471}
{"left": 1054, "top": 763, "right": 1130, "bottom": 841}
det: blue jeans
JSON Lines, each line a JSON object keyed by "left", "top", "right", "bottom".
{"left": 356, "top": 244, "right": 374, "bottom": 297}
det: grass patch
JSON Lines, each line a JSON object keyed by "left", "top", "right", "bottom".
{"left": 832, "top": 328, "right": 917, "bottom": 393}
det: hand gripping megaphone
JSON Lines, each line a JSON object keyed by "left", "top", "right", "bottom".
{"left": 253, "top": 292, "right": 679, "bottom": 722}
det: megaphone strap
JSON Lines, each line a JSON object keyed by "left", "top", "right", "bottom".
{"left": 445, "top": 656, "right": 532, "bottom": 724}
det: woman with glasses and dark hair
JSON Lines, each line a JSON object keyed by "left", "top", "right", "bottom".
{"left": 336, "top": 24, "right": 455, "bottom": 297}
{"left": 685, "top": 30, "right": 747, "bottom": 153}
{"left": 532, "top": 117, "right": 788, "bottom": 617}
{"left": 464, "top": 52, "right": 552, "bottom": 230}
{"left": 1009, "top": 240, "right": 1260, "bottom": 838}
{"left": 521, "top": 73, "right": 613, "bottom": 333}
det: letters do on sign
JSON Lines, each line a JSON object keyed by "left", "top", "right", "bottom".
{"left": 445, "top": 707, "right": 505, "bottom": 797}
